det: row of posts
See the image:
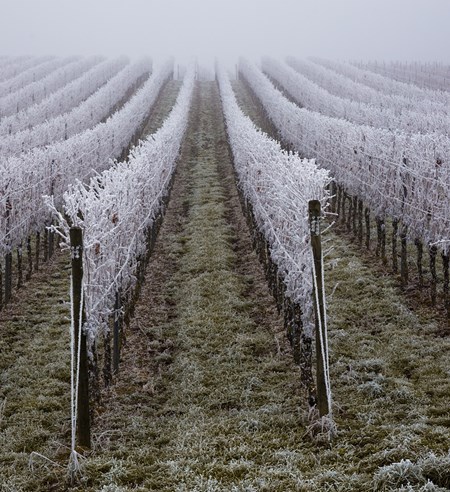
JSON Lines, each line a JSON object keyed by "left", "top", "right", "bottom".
{"left": 1, "top": 229, "right": 56, "bottom": 310}
{"left": 332, "top": 183, "right": 450, "bottom": 317}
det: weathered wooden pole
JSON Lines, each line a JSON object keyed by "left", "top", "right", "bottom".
{"left": 113, "top": 291, "right": 121, "bottom": 375}
{"left": 341, "top": 192, "right": 347, "bottom": 226}
{"left": 309, "top": 200, "right": 331, "bottom": 417}
{"left": 429, "top": 244, "right": 438, "bottom": 306}
{"left": 442, "top": 251, "right": 449, "bottom": 318}
{"left": 43, "top": 228, "right": 49, "bottom": 262}
{"left": 346, "top": 195, "right": 353, "bottom": 233}
{"left": 35, "top": 232, "right": 40, "bottom": 272}
{"left": 4, "top": 197, "right": 12, "bottom": 305}
{"left": 400, "top": 225, "right": 408, "bottom": 288}
{"left": 392, "top": 219, "right": 399, "bottom": 274}
{"left": 330, "top": 181, "right": 337, "bottom": 214}
{"left": 0, "top": 262, "right": 3, "bottom": 310}
{"left": 70, "top": 227, "right": 91, "bottom": 449}
{"left": 103, "top": 329, "right": 112, "bottom": 388}
{"left": 364, "top": 208, "right": 371, "bottom": 250}
{"left": 4, "top": 250, "right": 12, "bottom": 305}
{"left": 48, "top": 228, "right": 54, "bottom": 259}
{"left": 358, "top": 199, "right": 363, "bottom": 247}
{"left": 17, "top": 244, "right": 23, "bottom": 289}
{"left": 26, "top": 235, "right": 32, "bottom": 281}
{"left": 415, "top": 239, "right": 424, "bottom": 288}
{"left": 336, "top": 186, "right": 342, "bottom": 218}
{"left": 352, "top": 196, "right": 358, "bottom": 235}
{"left": 376, "top": 218, "right": 387, "bottom": 264}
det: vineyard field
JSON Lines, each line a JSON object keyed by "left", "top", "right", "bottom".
{"left": 0, "top": 57, "right": 449, "bottom": 491}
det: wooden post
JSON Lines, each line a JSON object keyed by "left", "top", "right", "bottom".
{"left": 341, "top": 192, "right": 346, "bottom": 226}
{"left": 358, "top": 199, "right": 363, "bottom": 247}
{"left": 400, "top": 226, "right": 408, "bottom": 288}
{"left": 113, "top": 291, "right": 120, "bottom": 374}
{"left": 4, "top": 197, "right": 12, "bottom": 305}
{"left": 26, "top": 235, "right": 32, "bottom": 281}
{"left": 330, "top": 181, "right": 337, "bottom": 213}
{"left": 392, "top": 219, "right": 399, "bottom": 274}
{"left": 17, "top": 244, "right": 23, "bottom": 289}
{"left": 429, "top": 244, "right": 438, "bottom": 306}
{"left": 103, "top": 330, "right": 112, "bottom": 388}
{"left": 365, "top": 208, "right": 370, "bottom": 250}
{"left": 415, "top": 239, "right": 423, "bottom": 288}
{"left": 442, "top": 252, "right": 449, "bottom": 318}
{"left": 89, "top": 342, "right": 100, "bottom": 406}
{"left": 48, "top": 228, "right": 54, "bottom": 259}
{"left": 375, "top": 217, "right": 387, "bottom": 263}
{"left": 0, "top": 261, "right": 3, "bottom": 310}
{"left": 336, "top": 186, "right": 342, "bottom": 218}
{"left": 352, "top": 196, "right": 358, "bottom": 235}
{"left": 43, "top": 228, "right": 49, "bottom": 262}
{"left": 70, "top": 227, "right": 91, "bottom": 449}
{"left": 4, "top": 251, "right": 12, "bottom": 305}
{"left": 284, "top": 297, "right": 294, "bottom": 347}
{"left": 346, "top": 195, "right": 353, "bottom": 232}
{"left": 309, "top": 200, "right": 331, "bottom": 417}
{"left": 35, "top": 232, "right": 40, "bottom": 272}
{"left": 376, "top": 218, "right": 382, "bottom": 257}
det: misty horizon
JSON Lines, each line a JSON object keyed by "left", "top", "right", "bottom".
{"left": 0, "top": 0, "right": 449, "bottom": 65}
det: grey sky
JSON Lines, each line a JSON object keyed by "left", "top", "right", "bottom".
{"left": 0, "top": 0, "right": 449, "bottom": 63}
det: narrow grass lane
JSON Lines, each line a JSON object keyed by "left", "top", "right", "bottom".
{"left": 75, "top": 82, "right": 304, "bottom": 491}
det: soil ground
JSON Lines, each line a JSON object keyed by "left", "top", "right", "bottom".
{"left": 0, "top": 81, "right": 449, "bottom": 491}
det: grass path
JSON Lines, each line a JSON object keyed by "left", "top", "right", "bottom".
{"left": 0, "top": 252, "right": 72, "bottom": 491}
{"left": 70, "top": 82, "right": 306, "bottom": 491}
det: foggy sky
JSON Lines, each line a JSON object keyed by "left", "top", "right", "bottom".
{"left": 0, "top": 0, "right": 449, "bottom": 63}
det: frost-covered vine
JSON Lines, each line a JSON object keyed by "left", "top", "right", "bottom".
{"left": 0, "top": 56, "right": 128, "bottom": 136}
{"left": 47, "top": 62, "right": 195, "bottom": 346}
{"left": 311, "top": 57, "right": 450, "bottom": 107}
{"left": 0, "top": 56, "right": 104, "bottom": 118}
{"left": 240, "top": 59, "right": 450, "bottom": 254}
{"left": 287, "top": 57, "right": 449, "bottom": 119}
{"left": 263, "top": 57, "right": 450, "bottom": 135}
{"left": 217, "top": 62, "right": 330, "bottom": 338}
{"left": 354, "top": 60, "right": 450, "bottom": 92}
{"left": 0, "top": 60, "right": 173, "bottom": 256}
{"left": 0, "top": 56, "right": 76, "bottom": 102}
{"left": 0, "top": 56, "right": 53, "bottom": 83}
{"left": 0, "top": 57, "right": 151, "bottom": 155}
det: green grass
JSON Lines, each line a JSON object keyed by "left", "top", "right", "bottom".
{"left": 0, "top": 251, "right": 72, "bottom": 491}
